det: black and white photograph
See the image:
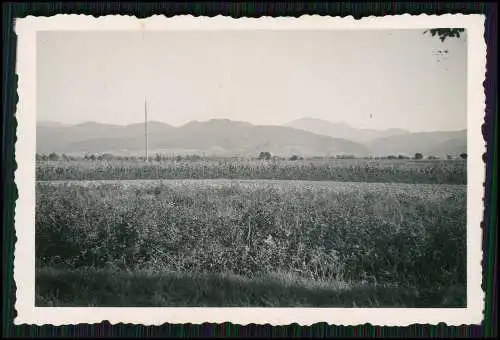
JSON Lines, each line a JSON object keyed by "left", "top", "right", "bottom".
{"left": 14, "top": 15, "right": 485, "bottom": 326}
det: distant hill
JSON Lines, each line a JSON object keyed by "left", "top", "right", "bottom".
{"left": 284, "top": 117, "right": 467, "bottom": 158}
{"left": 284, "top": 117, "right": 409, "bottom": 144}
{"left": 367, "top": 130, "right": 467, "bottom": 157}
{"left": 36, "top": 119, "right": 370, "bottom": 157}
{"left": 37, "top": 120, "right": 69, "bottom": 128}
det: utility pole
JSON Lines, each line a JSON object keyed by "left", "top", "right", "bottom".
{"left": 144, "top": 97, "right": 148, "bottom": 162}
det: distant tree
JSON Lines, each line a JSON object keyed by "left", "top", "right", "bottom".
{"left": 258, "top": 151, "right": 272, "bottom": 160}
{"left": 155, "top": 153, "right": 162, "bottom": 162}
{"left": 414, "top": 152, "right": 423, "bottom": 160}
{"left": 336, "top": 154, "right": 355, "bottom": 159}
{"left": 460, "top": 153, "right": 467, "bottom": 160}
{"left": 61, "top": 153, "right": 69, "bottom": 161}
{"left": 447, "top": 154, "right": 453, "bottom": 160}
{"left": 175, "top": 155, "right": 183, "bottom": 162}
{"left": 387, "top": 155, "right": 397, "bottom": 160}
{"left": 48, "top": 152, "right": 59, "bottom": 161}
{"left": 289, "top": 155, "right": 299, "bottom": 161}
{"left": 89, "top": 154, "right": 96, "bottom": 161}
{"left": 398, "top": 155, "right": 409, "bottom": 160}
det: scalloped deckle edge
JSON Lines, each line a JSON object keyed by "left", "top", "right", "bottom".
{"left": 13, "top": 13, "right": 486, "bottom": 326}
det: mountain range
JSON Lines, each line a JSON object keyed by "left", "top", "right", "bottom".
{"left": 284, "top": 118, "right": 409, "bottom": 144}
{"left": 36, "top": 118, "right": 466, "bottom": 157}
{"left": 284, "top": 118, "right": 467, "bottom": 157}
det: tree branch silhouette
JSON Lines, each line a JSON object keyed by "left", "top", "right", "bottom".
{"left": 423, "top": 28, "right": 465, "bottom": 42}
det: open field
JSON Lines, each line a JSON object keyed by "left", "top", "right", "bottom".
{"left": 36, "top": 158, "right": 467, "bottom": 184}
{"left": 36, "top": 179, "right": 466, "bottom": 307}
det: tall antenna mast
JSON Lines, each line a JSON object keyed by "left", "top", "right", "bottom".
{"left": 144, "top": 97, "right": 148, "bottom": 161}
{"left": 141, "top": 28, "right": 149, "bottom": 162}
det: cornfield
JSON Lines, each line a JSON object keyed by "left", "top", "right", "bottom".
{"left": 36, "top": 158, "right": 467, "bottom": 184}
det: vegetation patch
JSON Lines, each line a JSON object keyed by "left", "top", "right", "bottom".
{"left": 36, "top": 179, "right": 466, "bottom": 307}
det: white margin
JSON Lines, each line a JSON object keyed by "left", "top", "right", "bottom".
{"left": 13, "top": 14, "right": 486, "bottom": 326}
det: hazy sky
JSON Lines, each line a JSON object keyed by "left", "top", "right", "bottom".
{"left": 37, "top": 29, "right": 467, "bottom": 132}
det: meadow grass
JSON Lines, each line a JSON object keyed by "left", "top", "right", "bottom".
{"left": 36, "top": 267, "right": 440, "bottom": 307}
{"left": 36, "top": 158, "right": 467, "bottom": 184}
{"left": 36, "top": 179, "right": 466, "bottom": 307}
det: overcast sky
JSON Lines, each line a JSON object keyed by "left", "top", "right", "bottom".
{"left": 37, "top": 29, "right": 467, "bottom": 132}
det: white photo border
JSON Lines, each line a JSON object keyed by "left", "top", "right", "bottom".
{"left": 13, "top": 14, "right": 486, "bottom": 326}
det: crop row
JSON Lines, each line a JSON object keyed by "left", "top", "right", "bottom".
{"left": 36, "top": 159, "right": 467, "bottom": 184}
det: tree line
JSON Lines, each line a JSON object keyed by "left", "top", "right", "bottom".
{"left": 37, "top": 151, "right": 467, "bottom": 162}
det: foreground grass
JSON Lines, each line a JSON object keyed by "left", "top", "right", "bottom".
{"left": 36, "top": 180, "right": 466, "bottom": 307}
{"left": 36, "top": 158, "right": 467, "bottom": 184}
{"left": 35, "top": 268, "right": 465, "bottom": 307}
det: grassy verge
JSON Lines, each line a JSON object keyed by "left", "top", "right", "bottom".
{"left": 35, "top": 267, "right": 465, "bottom": 307}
